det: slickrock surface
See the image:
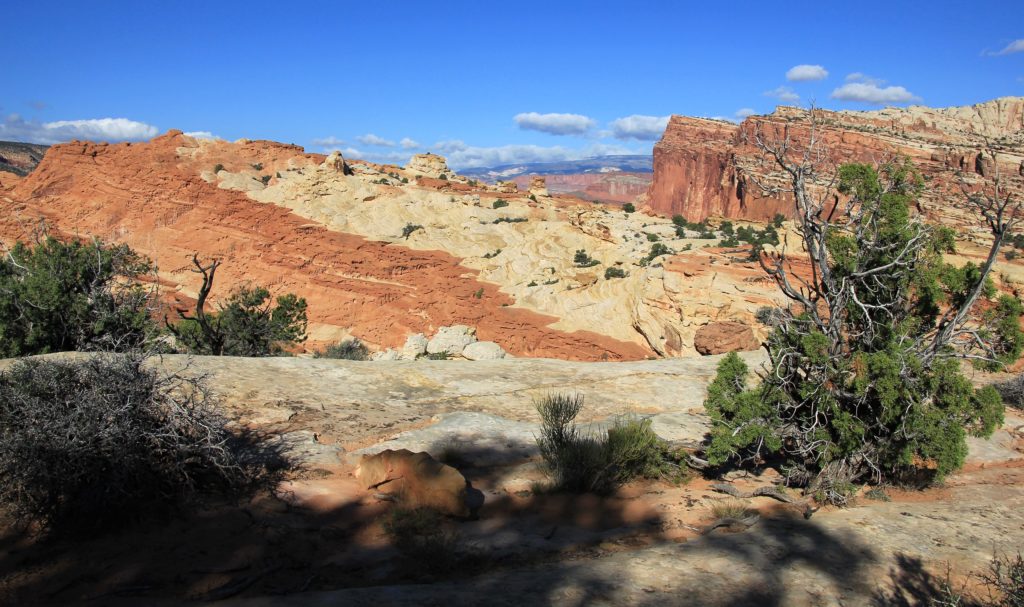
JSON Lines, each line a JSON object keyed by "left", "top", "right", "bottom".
{"left": 3, "top": 353, "right": 1010, "bottom": 606}
{"left": 647, "top": 97, "right": 1024, "bottom": 226}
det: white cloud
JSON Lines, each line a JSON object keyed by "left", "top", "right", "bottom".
{"left": 400, "top": 137, "right": 421, "bottom": 149}
{"left": 0, "top": 115, "right": 159, "bottom": 145}
{"left": 430, "top": 139, "right": 640, "bottom": 170}
{"left": 786, "top": 64, "right": 829, "bottom": 81}
{"left": 184, "top": 131, "right": 219, "bottom": 140}
{"left": 356, "top": 133, "right": 396, "bottom": 147}
{"left": 514, "top": 112, "right": 596, "bottom": 136}
{"left": 608, "top": 115, "right": 670, "bottom": 141}
{"left": 845, "top": 72, "right": 885, "bottom": 86}
{"left": 989, "top": 39, "right": 1024, "bottom": 56}
{"left": 831, "top": 81, "right": 921, "bottom": 104}
{"left": 311, "top": 136, "right": 345, "bottom": 147}
{"left": 734, "top": 108, "right": 756, "bottom": 119}
{"left": 764, "top": 86, "right": 800, "bottom": 103}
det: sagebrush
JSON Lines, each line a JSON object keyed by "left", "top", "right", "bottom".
{"left": 0, "top": 354, "right": 287, "bottom": 533}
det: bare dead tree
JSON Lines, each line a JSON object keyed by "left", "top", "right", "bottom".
{"left": 166, "top": 254, "right": 225, "bottom": 355}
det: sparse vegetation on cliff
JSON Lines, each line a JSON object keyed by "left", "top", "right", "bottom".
{"left": 314, "top": 338, "right": 370, "bottom": 360}
{"left": 401, "top": 223, "right": 423, "bottom": 238}
{"left": 573, "top": 249, "right": 600, "bottom": 267}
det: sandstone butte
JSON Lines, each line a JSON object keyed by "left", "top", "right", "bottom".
{"left": 646, "top": 96, "right": 1024, "bottom": 229}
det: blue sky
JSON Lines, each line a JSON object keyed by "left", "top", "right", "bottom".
{"left": 1, "top": 0, "right": 1022, "bottom": 168}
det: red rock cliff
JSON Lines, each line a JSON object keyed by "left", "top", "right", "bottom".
{"left": 647, "top": 97, "right": 1024, "bottom": 224}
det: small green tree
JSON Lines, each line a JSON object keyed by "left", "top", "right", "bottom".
{"left": 167, "top": 256, "right": 307, "bottom": 356}
{"left": 703, "top": 115, "right": 1023, "bottom": 504}
{"left": 623, "top": 203, "right": 636, "bottom": 213}
{"left": 0, "top": 235, "right": 156, "bottom": 356}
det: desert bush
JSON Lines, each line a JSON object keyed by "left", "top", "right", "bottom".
{"left": 314, "top": 338, "right": 369, "bottom": 360}
{"left": 703, "top": 147, "right": 1023, "bottom": 504}
{"left": 642, "top": 242, "right": 671, "bottom": 265}
{"left": 172, "top": 286, "right": 307, "bottom": 357}
{"left": 401, "top": 223, "right": 423, "bottom": 239}
{"left": 979, "top": 551, "right": 1024, "bottom": 607}
{"left": 710, "top": 499, "right": 754, "bottom": 520}
{"left": 623, "top": 203, "right": 636, "bottom": 213}
{"left": 574, "top": 249, "right": 600, "bottom": 268}
{"left": 605, "top": 266, "right": 627, "bottom": 279}
{"left": 535, "top": 393, "right": 683, "bottom": 494}
{"left": 994, "top": 374, "right": 1024, "bottom": 409}
{"left": 213, "top": 163, "right": 224, "bottom": 173}
{"left": 492, "top": 198, "right": 509, "bottom": 209}
{"left": 646, "top": 232, "right": 659, "bottom": 242}
{"left": 492, "top": 216, "right": 527, "bottom": 224}
{"left": 0, "top": 235, "right": 157, "bottom": 357}
{"left": 0, "top": 354, "right": 284, "bottom": 533}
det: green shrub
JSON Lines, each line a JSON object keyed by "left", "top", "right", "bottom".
{"left": 719, "top": 237, "right": 740, "bottom": 248}
{"left": 213, "top": 163, "right": 224, "bottom": 173}
{"left": 260, "top": 174, "right": 271, "bottom": 185}
{"left": 0, "top": 236, "right": 157, "bottom": 357}
{"left": 482, "top": 249, "right": 502, "bottom": 259}
{"left": 492, "top": 216, "right": 527, "bottom": 224}
{"left": 170, "top": 284, "right": 307, "bottom": 357}
{"left": 672, "top": 214, "right": 686, "bottom": 227}
{"left": 251, "top": 162, "right": 263, "bottom": 171}
{"left": 492, "top": 198, "right": 509, "bottom": 209}
{"left": 772, "top": 213, "right": 786, "bottom": 228}
{"left": 426, "top": 351, "right": 449, "bottom": 360}
{"left": 0, "top": 355, "right": 284, "bottom": 533}
{"left": 642, "top": 242, "right": 671, "bottom": 265}
{"left": 646, "top": 232, "right": 659, "bottom": 242}
{"left": 605, "top": 266, "right": 627, "bottom": 279}
{"left": 401, "top": 223, "right": 423, "bottom": 239}
{"left": 574, "top": 249, "right": 600, "bottom": 268}
{"left": 704, "top": 160, "right": 1020, "bottom": 504}
{"left": 623, "top": 203, "right": 636, "bottom": 213}
{"left": 473, "top": 288, "right": 484, "bottom": 299}
{"left": 534, "top": 393, "right": 683, "bottom": 494}
{"left": 314, "top": 338, "right": 369, "bottom": 360}
{"left": 720, "top": 221, "right": 734, "bottom": 236}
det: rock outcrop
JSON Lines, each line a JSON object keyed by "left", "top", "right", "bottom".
{"left": 426, "top": 325, "right": 477, "bottom": 356}
{"left": 461, "top": 341, "right": 506, "bottom": 360}
{"left": 647, "top": 97, "right": 1024, "bottom": 224}
{"left": 528, "top": 176, "right": 548, "bottom": 198}
{"left": 354, "top": 449, "right": 469, "bottom": 517}
{"left": 693, "top": 321, "right": 760, "bottom": 355}
{"left": 407, "top": 153, "right": 449, "bottom": 178}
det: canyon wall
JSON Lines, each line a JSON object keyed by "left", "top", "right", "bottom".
{"left": 647, "top": 97, "right": 1024, "bottom": 225}
{"left": 511, "top": 172, "right": 652, "bottom": 204}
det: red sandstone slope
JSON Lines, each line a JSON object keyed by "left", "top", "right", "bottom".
{"left": 0, "top": 131, "right": 649, "bottom": 360}
{"left": 647, "top": 98, "right": 1024, "bottom": 222}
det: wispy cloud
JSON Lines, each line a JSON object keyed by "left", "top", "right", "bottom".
{"left": 608, "top": 115, "right": 670, "bottom": 141}
{"left": 311, "top": 136, "right": 345, "bottom": 147}
{"left": 400, "top": 137, "right": 421, "bottom": 149}
{"left": 831, "top": 73, "right": 920, "bottom": 104}
{"left": 184, "top": 131, "right": 220, "bottom": 140}
{"left": 764, "top": 86, "right": 800, "bottom": 103}
{"left": 786, "top": 64, "right": 828, "bottom": 81}
{"left": 986, "top": 39, "right": 1024, "bottom": 56}
{"left": 734, "top": 108, "right": 756, "bottom": 119}
{"left": 514, "top": 112, "right": 596, "bottom": 136}
{"left": 356, "top": 133, "right": 396, "bottom": 147}
{"left": 431, "top": 139, "right": 640, "bottom": 170}
{"left": 0, "top": 115, "right": 159, "bottom": 144}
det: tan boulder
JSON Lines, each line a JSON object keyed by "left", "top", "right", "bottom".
{"left": 693, "top": 321, "right": 760, "bottom": 355}
{"left": 355, "top": 449, "right": 469, "bottom": 517}
{"left": 496, "top": 180, "right": 518, "bottom": 193}
{"left": 406, "top": 153, "right": 449, "bottom": 178}
{"left": 322, "top": 150, "right": 350, "bottom": 174}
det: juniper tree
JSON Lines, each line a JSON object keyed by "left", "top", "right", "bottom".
{"left": 704, "top": 111, "right": 1023, "bottom": 503}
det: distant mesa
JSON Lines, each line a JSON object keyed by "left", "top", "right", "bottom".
{"left": 460, "top": 156, "right": 654, "bottom": 205}
{"left": 0, "top": 141, "right": 49, "bottom": 176}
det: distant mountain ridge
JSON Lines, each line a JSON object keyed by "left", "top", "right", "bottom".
{"left": 0, "top": 141, "right": 49, "bottom": 176}
{"left": 459, "top": 155, "right": 652, "bottom": 181}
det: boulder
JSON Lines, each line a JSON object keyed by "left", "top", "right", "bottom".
{"left": 426, "top": 325, "right": 477, "bottom": 356}
{"left": 693, "top": 321, "right": 760, "bottom": 355}
{"left": 496, "top": 181, "right": 518, "bottom": 194}
{"left": 400, "top": 333, "right": 428, "bottom": 360}
{"left": 406, "top": 153, "right": 450, "bottom": 178}
{"left": 371, "top": 349, "right": 401, "bottom": 361}
{"left": 355, "top": 449, "right": 469, "bottom": 517}
{"left": 461, "top": 341, "right": 506, "bottom": 361}
{"left": 322, "top": 150, "right": 351, "bottom": 175}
